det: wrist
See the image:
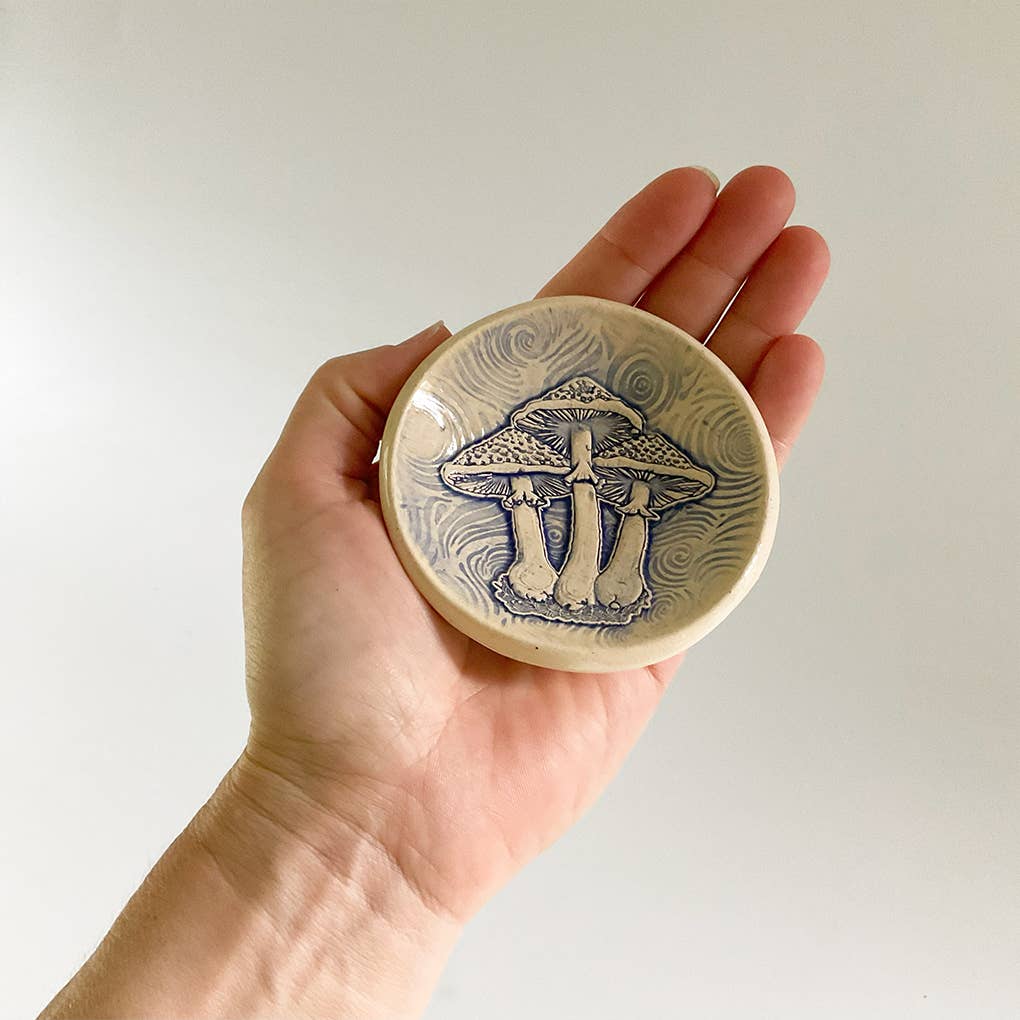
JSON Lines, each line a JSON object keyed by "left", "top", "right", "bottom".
{"left": 189, "top": 748, "right": 461, "bottom": 1017}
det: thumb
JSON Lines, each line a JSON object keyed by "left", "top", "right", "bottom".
{"left": 270, "top": 320, "right": 452, "bottom": 493}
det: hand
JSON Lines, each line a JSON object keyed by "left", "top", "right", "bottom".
{"left": 237, "top": 165, "right": 829, "bottom": 927}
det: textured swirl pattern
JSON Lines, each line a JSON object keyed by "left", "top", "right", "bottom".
{"left": 385, "top": 298, "right": 772, "bottom": 656}
{"left": 607, "top": 350, "right": 672, "bottom": 421}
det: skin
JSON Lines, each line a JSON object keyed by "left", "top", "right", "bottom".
{"left": 504, "top": 475, "right": 558, "bottom": 600}
{"left": 595, "top": 479, "right": 654, "bottom": 608}
{"left": 41, "top": 165, "right": 829, "bottom": 1019}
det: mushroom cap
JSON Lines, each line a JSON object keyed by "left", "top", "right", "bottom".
{"left": 440, "top": 426, "right": 572, "bottom": 502}
{"left": 594, "top": 431, "right": 716, "bottom": 514}
{"left": 510, "top": 376, "right": 644, "bottom": 456}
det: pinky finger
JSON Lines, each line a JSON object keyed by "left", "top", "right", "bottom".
{"left": 748, "top": 334, "right": 825, "bottom": 471}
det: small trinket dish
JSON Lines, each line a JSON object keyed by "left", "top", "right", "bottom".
{"left": 380, "top": 296, "right": 778, "bottom": 672}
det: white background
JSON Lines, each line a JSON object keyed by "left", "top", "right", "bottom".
{"left": 2, "top": 2, "right": 1017, "bottom": 1016}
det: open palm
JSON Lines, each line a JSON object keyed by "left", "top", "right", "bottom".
{"left": 239, "top": 166, "right": 829, "bottom": 922}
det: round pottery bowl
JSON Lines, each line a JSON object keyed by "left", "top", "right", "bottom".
{"left": 380, "top": 296, "right": 778, "bottom": 673}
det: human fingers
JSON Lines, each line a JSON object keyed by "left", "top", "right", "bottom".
{"left": 638, "top": 165, "right": 795, "bottom": 340}
{"left": 536, "top": 167, "right": 719, "bottom": 303}
{"left": 706, "top": 226, "right": 830, "bottom": 385}
{"left": 747, "top": 333, "right": 826, "bottom": 470}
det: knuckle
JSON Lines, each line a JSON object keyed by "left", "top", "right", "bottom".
{"left": 310, "top": 354, "right": 351, "bottom": 389}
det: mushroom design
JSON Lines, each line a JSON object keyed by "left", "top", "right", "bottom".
{"left": 593, "top": 431, "right": 716, "bottom": 609}
{"left": 511, "top": 377, "right": 644, "bottom": 609}
{"left": 440, "top": 427, "right": 571, "bottom": 601}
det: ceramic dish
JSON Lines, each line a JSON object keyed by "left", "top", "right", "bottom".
{"left": 380, "top": 295, "right": 778, "bottom": 672}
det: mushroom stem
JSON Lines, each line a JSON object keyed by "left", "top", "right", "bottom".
{"left": 563, "top": 428, "right": 596, "bottom": 484}
{"left": 504, "top": 476, "right": 558, "bottom": 601}
{"left": 554, "top": 480, "right": 601, "bottom": 609}
{"left": 595, "top": 480, "right": 653, "bottom": 608}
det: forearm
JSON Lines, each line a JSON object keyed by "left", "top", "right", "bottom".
{"left": 40, "top": 752, "right": 460, "bottom": 1019}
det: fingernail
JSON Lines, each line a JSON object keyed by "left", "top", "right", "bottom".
{"left": 689, "top": 166, "right": 720, "bottom": 191}
{"left": 402, "top": 320, "right": 448, "bottom": 345}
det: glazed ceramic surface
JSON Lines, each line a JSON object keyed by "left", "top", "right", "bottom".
{"left": 380, "top": 296, "right": 778, "bottom": 672}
